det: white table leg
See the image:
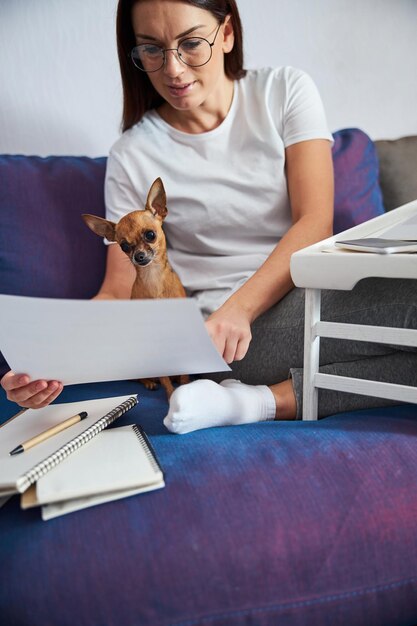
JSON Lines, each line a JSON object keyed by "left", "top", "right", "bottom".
{"left": 302, "top": 288, "right": 321, "bottom": 420}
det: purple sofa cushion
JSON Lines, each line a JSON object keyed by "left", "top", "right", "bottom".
{"left": 332, "top": 128, "right": 385, "bottom": 234}
{"left": 0, "top": 131, "right": 383, "bottom": 300}
{"left": 0, "top": 155, "right": 107, "bottom": 300}
{"left": 0, "top": 155, "right": 108, "bottom": 376}
{"left": 1, "top": 382, "right": 417, "bottom": 625}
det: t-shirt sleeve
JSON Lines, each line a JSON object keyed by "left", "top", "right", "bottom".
{"left": 279, "top": 67, "right": 333, "bottom": 147}
{"left": 104, "top": 151, "right": 142, "bottom": 225}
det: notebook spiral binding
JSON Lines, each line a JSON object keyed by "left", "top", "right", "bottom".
{"left": 132, "top": 424, "right": 162, "bottom": 475}
{"left": 17, "top": 396, "right": 138, "bottom": 493}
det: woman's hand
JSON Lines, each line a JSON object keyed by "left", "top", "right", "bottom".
{"left": 1, "top": 371, "right": 63, "bottom": 409}
{"left": 205, "top": 301, "right": 252, "bottom": 364}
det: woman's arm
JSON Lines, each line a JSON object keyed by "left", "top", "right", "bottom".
{"left": 206, "top": 138, "right": 334, "bottom": 363}
{"left": 94, "top": 243, "right": 136, "bottom": 300}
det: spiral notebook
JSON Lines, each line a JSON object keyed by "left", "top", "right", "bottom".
{"left": 0, "top": 395, "right": 138, "bottom": 496}
{"left": 21, "top": 424, "right": 164, "bottom": 520}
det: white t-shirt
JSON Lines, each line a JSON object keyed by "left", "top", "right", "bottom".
{"left": 105, "top": 66, "right": 333, "bottom": 316}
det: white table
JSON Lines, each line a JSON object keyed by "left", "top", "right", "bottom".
{"left": 290, "top": 199, "right": 417, "bottom": 420}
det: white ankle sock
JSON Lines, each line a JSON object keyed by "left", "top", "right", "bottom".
{"left": 163, "top": 378, "right": 276, "bottom": 435}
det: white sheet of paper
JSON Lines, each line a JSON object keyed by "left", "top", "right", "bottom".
{"left": 0, "top": 295, "right": 230, "bottom": 385}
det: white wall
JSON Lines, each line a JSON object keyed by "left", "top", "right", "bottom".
{"left": 0, "top": 0, "right": 416, "bottom": 157}
{"left": 241, "top": 0, "right": 417, "bottom": 142}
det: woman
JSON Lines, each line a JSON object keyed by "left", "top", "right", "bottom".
{"left": 2, "top": 0, "right": 416, "bottom": 432}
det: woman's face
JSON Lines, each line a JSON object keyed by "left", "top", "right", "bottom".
{"left": 131, "top": 0, "right": 234, "bottom": 114}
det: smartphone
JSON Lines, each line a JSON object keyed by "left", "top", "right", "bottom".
{"left": 334, "top": 238, "right": 417, "bottom": 254}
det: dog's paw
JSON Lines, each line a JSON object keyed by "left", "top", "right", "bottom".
{"left": 140, "top": 378, "right": 159, "bottom": 391}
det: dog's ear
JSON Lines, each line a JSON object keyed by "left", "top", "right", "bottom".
{"left": 146, "top": 177, "right": 168, "bottom": 220}
{"left": 82, "top": 214, "right": 117, "bottom": 241}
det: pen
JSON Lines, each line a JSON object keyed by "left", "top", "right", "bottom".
{"left": 9, "top": 411, "right": 88, "bottom": 456}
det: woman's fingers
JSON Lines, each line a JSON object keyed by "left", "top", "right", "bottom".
{"left": 1, "top": 372, "right": 63, "bottom": 408}
{"left": 233, "top": 334, "right": 251, "bottom": 362}
{"left": 1, "top": 371, "right": 29, "bottom": 392}
{"left": 211, "top": 327, "right": 251, "bottom": 364}
{"left": 28, "top": 382, "right": 64, "bottom": 408}
{"left": 223, "top": 333, "right": 251, "bottom": 363}
{"left": 223, "top": 337, "right": 238, "bottom": 364}
{"left": 206, "top": 317, "right": 252, "bottom": 364}
{"left": 15, "top": 381, "right": 62, "bottom": 407}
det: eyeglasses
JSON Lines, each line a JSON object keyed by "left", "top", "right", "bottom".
{"left": 130, "top": 22, "right": 222, "bottom": 73}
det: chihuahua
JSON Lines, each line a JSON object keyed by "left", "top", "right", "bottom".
{"left": 82, "top": 177, "right": 189, "bottom": 398}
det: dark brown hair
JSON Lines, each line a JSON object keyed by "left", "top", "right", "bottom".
{"left": 116, "top": 0, "right": 246, "bottom": 132}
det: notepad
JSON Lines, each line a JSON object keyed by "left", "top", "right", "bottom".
{"left": 21, "top": 424, "right": 164, "bottom": 520}
{"left": 0, "top": 395, "right": 138, "bottom": 496}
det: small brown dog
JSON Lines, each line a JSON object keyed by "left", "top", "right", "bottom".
{"left": 82, "top": 177, "right": 188, "bottom": 398}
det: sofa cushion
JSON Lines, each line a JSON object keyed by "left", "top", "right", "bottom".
{"left": 375, "top": 135, "right": 417, "bottom": 212}
{"left": 1, "top": 382, "right": 417, "bottom": 625}
{"left": 332, "top": 128, "right": 385, "bottom": 234}
{"left": 0, "top": 155, "right": 107, "bottom": 300}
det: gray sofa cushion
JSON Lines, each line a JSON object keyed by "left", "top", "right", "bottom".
{"left": 375, "top": 136, "right": 417, "bottom": 212}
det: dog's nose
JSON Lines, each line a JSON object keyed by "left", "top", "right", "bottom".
{"left": 134, "top": 251, "right": 147, "bottom": 264}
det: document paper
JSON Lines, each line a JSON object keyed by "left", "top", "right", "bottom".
{"left": 0, "top": 295, "right": 230, "bottom": 385}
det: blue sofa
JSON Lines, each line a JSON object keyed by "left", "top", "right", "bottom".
{"left": 1, "top": 129, "right": 417, "bottom": 626}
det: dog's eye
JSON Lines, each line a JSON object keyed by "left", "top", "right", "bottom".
{"left": 144, "top": 230, "right": 156, "bottom": 243}
{"left": 120, "top": 241, "right": 131, "bottom": 253}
